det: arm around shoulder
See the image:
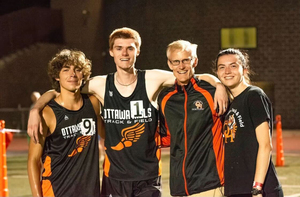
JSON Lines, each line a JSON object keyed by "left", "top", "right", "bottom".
{"left": 27, "top": 90, "right": 58, "bottom": 143}
{"left": 81, "top": 76, "right": 106, "bottom": 103}
{"left": 196, "top": 74, "right": 228, "bottom": 115}
{"left": 89, "top": 95, "right": 105, "bottom": 139}
{"left": 31, "top": 90, "right": 59, "bottom": 111}
{"left": 196, "top": 73, "right": 220, "bottom": 87}
{"left": 146, "top": 69, "right": 175, "bottom": 87}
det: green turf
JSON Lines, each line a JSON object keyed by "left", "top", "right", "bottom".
{"left": 6, "top": 153, "right": 300, "bottom": 197}
{"left": 7, "top": 155, "right": 32, "bottom": 197}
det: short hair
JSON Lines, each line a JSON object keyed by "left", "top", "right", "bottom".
{"left": 48, "top": 49, "right": 92, "bottom": 92}
{"left": 109, "top": 27, "right": 142, "bottom": 50}
{"left": 166, "top": 40, "right": 198, "bottom": 59}
{"left": 213, "top": 48, "right": 252, "bottom": 83}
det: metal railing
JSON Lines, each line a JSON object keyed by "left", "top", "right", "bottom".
{"left": 0, "top": 106, "right": 30, "bottom": 133}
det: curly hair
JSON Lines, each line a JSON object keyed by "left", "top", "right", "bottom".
{"left": 48, "top": 49, "right": 92, "bottom": 92}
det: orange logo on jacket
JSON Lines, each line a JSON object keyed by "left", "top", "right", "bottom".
{"left": 195, "top": 100, "right": 203, "bottom": 109}
{"left": 68, "top": 136, "right": 91, "bottom": 157}
{"left": 111, "top": 123, "right": 145, "bottom": 151}
{"left": 224, "top": 114, "right": 237, "bottom": 143}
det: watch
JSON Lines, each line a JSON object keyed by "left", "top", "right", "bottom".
{"left": 251, "top": 188, "right": 263, "bottom": 195}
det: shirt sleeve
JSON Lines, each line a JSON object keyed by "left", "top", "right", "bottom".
{"left": 248, "top": 90, "right": 272, "bottom": 129}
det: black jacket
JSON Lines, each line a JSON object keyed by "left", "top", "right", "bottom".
{"left": 158, "top": 77, "right": 224, "bottom": 196}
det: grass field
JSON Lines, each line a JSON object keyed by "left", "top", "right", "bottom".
{"left": 6, "top": 152, "right": 300, "bottom": 197}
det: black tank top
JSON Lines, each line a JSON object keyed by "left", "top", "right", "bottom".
{"left": 42, "top": 94, "right": 100, "bottom": 197}
{"left": 102, "top": 70, "right": 161, "bottom": 181}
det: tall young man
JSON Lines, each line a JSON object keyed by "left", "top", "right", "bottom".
{"left": 159, "top": 40, "right": 224, "bottom": 196}
{"left": 27, "top": 27, "right": 228, "bottom": 197}
{"left": 27, "top": 49, "right": 105, "bottom": 196}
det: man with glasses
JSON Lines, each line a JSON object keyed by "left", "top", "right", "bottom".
{"left": 159, "top": 40, "right": 225, "bottom": 197}
{"left": 27, "top": 28, "right": 227, "bottom": 197}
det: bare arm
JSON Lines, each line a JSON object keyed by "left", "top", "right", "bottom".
{"left": 31, "top": 90, "right": 59, "bottom": 112}
{"left": 27, "top": 139, "right": 45, "bottom": 197}
{"left": 145, "top": 70, "right": 228, "bottom": 115}
{"left": 147, "top": 69, "right": 176, "bottom": 88}
{"left": 81, "top": 76, "right": 106, "bottom": 104}
{"left": 97, "top": 114, "right": 105, "bottom": 139}
{"left": 196, "top": 74, "right": 220, "bottom": 87}
{"left": 28, "top": 76, "right": 106, "bottom": 144}
{"left": 253, "top": 121, "right": 273, "bottom": 196}
{"left": 27, "top": 110, "right": 49, "bottom": 197}
{"left": 89, "top": 95, "right": 105, "bottom": 139}
{"left": 27, "top": 90, "right": 59, "bottom": 143}
{"left": 196, "top": 74, "right": 228, "bottom": 115}
{"left": 144, "top": 70, "right": 175, "bottom": 109}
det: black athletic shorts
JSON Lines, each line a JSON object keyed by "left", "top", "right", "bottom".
{"left": 100, "top": 175, "right": 161, "bottom": 197}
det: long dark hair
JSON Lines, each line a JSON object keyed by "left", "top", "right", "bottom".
{"left": 213, "top": 48, "right": 253, "bottom": 84}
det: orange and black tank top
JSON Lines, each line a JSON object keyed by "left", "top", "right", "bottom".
{"left": 102, "top": 70, "right": 161, "bottom": 181}
{"left": 42, "top": 94, "right": 100, "bottom": 197}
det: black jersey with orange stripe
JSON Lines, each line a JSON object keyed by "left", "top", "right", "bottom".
{"left": 42, "top": 94, "right": 100, "bottom": 197}
{"left": 102, "top": 70, "right": 161, "bottom": 181}
{"left": 158, "top": 77, "right": 224, "bottom": 196}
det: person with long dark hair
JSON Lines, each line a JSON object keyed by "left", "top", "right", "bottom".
{"left": 215, "top": 48, "right": 283, "bottom": 197}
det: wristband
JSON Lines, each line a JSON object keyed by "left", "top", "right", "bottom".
{"left": 251, "top": 188, "right": 263, "bottom": 195}
{"left": 253, "top": 181, "right": 263, "bottom": 188}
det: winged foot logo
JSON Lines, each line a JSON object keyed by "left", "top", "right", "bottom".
{"left": 111, "top": 123, "right": 145, "bottom": 151}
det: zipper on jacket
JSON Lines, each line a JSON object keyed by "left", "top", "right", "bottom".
{"left": 182, "top": 87, "right": 189, "bottom": 196}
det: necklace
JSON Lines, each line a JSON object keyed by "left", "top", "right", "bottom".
{"left": 115, "top": 74, "right": 137, "bottom": 86}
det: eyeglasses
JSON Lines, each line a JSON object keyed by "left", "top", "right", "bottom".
{"left": 169, "top": 57, "right": 193, "bottom": 66}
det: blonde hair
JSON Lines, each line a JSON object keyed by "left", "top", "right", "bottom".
{"left": 166, "top": 40, "right": 198, "bottom": 59}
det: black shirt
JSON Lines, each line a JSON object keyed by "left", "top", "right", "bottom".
{"left": 224, "top": 86, "right": 281, "bottom": 195}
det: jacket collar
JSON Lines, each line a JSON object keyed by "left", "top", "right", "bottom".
{"left": 175, "top": 76, "right": 199, "bottom": 92}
